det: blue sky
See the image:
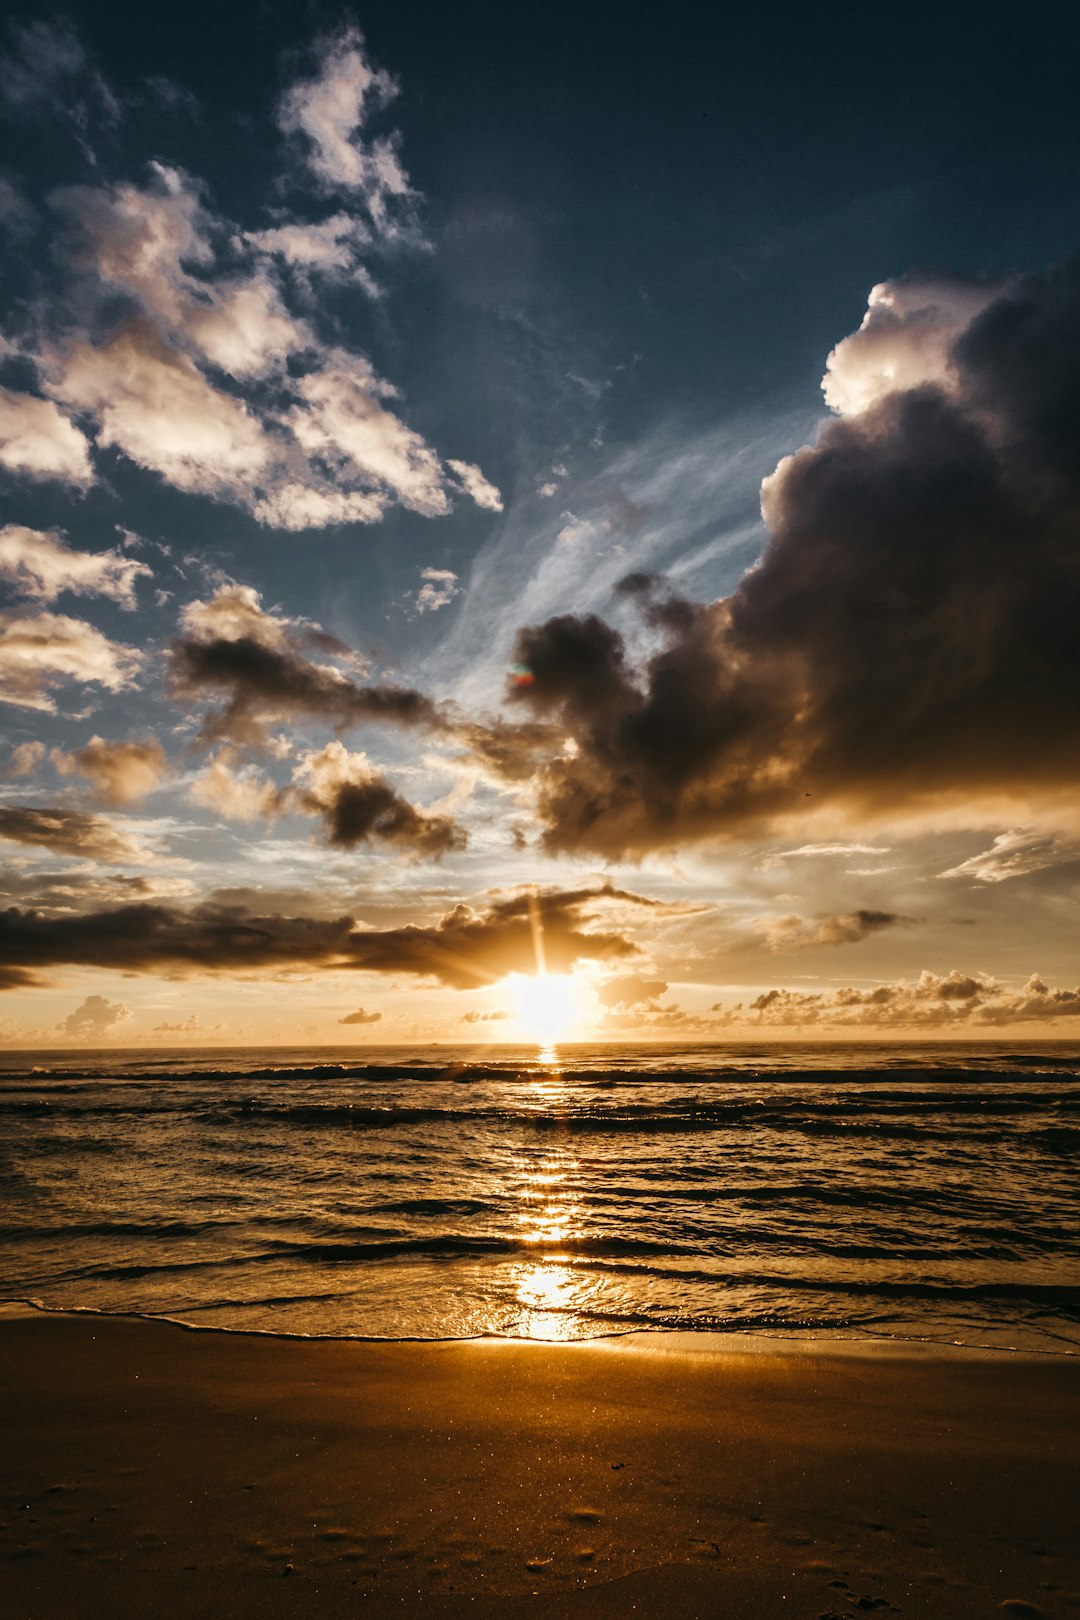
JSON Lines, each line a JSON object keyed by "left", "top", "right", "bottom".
{"left": 2, "top": 3, "right": 1080, "bottom": 1045}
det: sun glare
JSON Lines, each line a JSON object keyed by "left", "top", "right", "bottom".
{"left": 509, "top": 972, "right": 579, "bottom": 1044}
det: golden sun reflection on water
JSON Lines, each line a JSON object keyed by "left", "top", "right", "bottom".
{"left": 515, "top": 1261, "right": 577, "bottom": 1334}
{"left": 509, "top": 1081, "right": 588, "bottom": 1338}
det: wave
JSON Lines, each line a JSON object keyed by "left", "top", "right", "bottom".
{"left": 3, "top": 1090, "right": 1078, "bottom": 1136}
{"left": 4, "top": 1046, "right": 1080, "bottom": 1088}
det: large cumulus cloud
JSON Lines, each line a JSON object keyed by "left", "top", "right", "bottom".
{"left": 499, "top": 260, "right": 1080, "bottom": 856}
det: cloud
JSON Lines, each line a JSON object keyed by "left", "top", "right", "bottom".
{"left": 0, "top": 19, "right": 118, "bottom": 141}
{"left": 596, "top": 972, "right": 668, "bottom": 1009}
{"left": 0, "top": 525, "right": 149, "bottom": 607}
{"left": 293, "top": 741, "right": 466, "bottom": 858}
{"left": 8, "top": 740, "right": 46, "bottom": 777}
{"left": 462, "top": 1008, "right": 508, "bottom": 1023}
{"left": 51, "top": 735, "right": 168, "bottom": 804}
{"left": 167, "top": 584, "right": 442, "bottom": 748}
{"left": 415, "top": 567, "right": 460, "bottom": 614}
{"left": 753, "top": 908, "right": 907, "bottom": 950}
{"left": 0, "top": 868, "right": 193, "bottom": 912}
{"left": 339, "top": 1006, "right": 382, "bottom": 1025}
{"left": 0, "top": 882, "right": 646, "bottom": 990}
{"left": 760, "top": 841, "right": 891, "bottom": 869}
{"left": 246, "top": 213, "right": 373, "bottom": 279}
{"left": 0, "top": 805, "right": 150, "bottom": 864}
{"left": 940, "top": 829, "right": 1076, "bottom": 884}
{"left": 277, "top": 25, "right": 412, "bottom": 234}
{"left": 446, "top": 459, "right": 504, "bottom": 513}
{"left": 0, "top": 610, "right": 142, "bottom": 712}
{"left": 493, "top": 257, "right": 1080, "bottom": 855}
{"left": 152, "top": 1013, "right": 202, "bottom": 1034}
{"left": 0, "top": 391, "right": 94, "bottom": 485}
{"left": 821, "top": 273, "right": 1000, "bottom": 416}
{"left": 4, "top": 79, "right": 498, "bottom": 530}
{"left": 189, "top": 750, "right": 288, "bottom": 822}
{"left": 51, "top": 165, "right": 308, "bottom": 380}
{"left": 719, "top": 968, "right": 1080, "bottom": 1028}
{"left": 282, "top": 352, "right": 450, "bottom": 517}
{"left": 51, "top": 321, "right": 274, "bottom": 499}
{"left": 58, "top": 992, "right": 128, "bottom": 1039}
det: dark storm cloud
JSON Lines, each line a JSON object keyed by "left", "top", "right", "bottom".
{"left": 0, "top": 883, "right": 644, "bottom": 990}
{"left": 0, "top": 805, "right": 148, "bottom": 864}
{"left": 168, "top": 633, "right": 441, "bottom": 745}
{"left": 497, "top": 259, "right": 1080, "bottom": 856}
{"left": 294, "top": 741, "right": 466, "bottom": 858}
{"left": 166, "top": 585, "right": 445, "bottom": 749}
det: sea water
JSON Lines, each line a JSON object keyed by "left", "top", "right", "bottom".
{"left": 1, "top": 1041, "right": 1077, "bottom": 1351}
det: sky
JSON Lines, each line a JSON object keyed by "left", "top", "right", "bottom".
{"left": 2, "top": 0, "right": 1080, "bottom": 1046}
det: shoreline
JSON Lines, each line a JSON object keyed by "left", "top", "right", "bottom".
{"left": 2, "top": 1305, "right": 1077, "bottom": 1617}
{"left": 4, "top": 1296, "right": 1078, "bottom": 1360}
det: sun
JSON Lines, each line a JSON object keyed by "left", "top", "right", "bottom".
{"left": 509, "top": 973, "right": 580, "bottom": 1044}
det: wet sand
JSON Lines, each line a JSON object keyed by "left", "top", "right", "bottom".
{"left": 1, "top": 1306, "right": 1077, "bottom": 1617}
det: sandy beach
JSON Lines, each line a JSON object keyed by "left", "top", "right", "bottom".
{"left": 1, "top": 1307, "right": 1077, "bottom": 1618}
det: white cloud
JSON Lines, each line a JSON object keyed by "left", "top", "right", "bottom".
{"left": 0, "top": 524, "right": 150, "bottom": 608}
{"left": 246, "top": 213, "right": 375, "bottom": 285}
{"left": 59, "top": 993, "right": 129, "bottom": 1038}
{"left": 9, "top": 33, "right": 499, "bottom": 533}
{"left": 822, "top": 273, "right": 1001, "bottom": 417}
{"left": 51, "top": 735, "right": 168, "bottom": 804}
{"left": 415, "top": 567, "right": 460, "bottom": 614}
{"left": 0, "top": 610, "right": 143, "bottom": 712}
{"left": 277, "top": 26, "right": 412, "bottom": 234}
{"left": 250, "top": 483, "right": 387, "bottom": 530}
{"left": 447, "top": 458, "right": 504, "bottom": 513}
{"left": 184, "top": 275, "right": 306, "bottom": 379}
{"left": 556, "top": 510, "right": 596, "bottom": 546}
{"left": 759, "top": 840, "right": 891, "bottom": 870}
{"left": 287, "top": 353, "right": 449, "bottom": 516}
{"left": 0, "top": 390, "right": 94, "bottom": 485}
{"left": 52, "top": 322, "right": 273, "bottom": 497}
{"left": 179, "top": 583, "right": 291, "bottom": 649}
{"left": 189, "top": 750, "right": 287, "bottom": 822}
{"left": 54, "top": 166, "right": 310, "bottom": 379}
{"left": 940, "top": 829, "right": 1076, "bottom": 884}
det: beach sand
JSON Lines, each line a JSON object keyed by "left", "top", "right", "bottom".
{"left": 1, "top": 1307, "right": 1077, "bottom": 1618}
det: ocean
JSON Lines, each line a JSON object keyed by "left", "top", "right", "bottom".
{"left": 1, "top": 1041, "right": 1078, "bottom": 1353}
